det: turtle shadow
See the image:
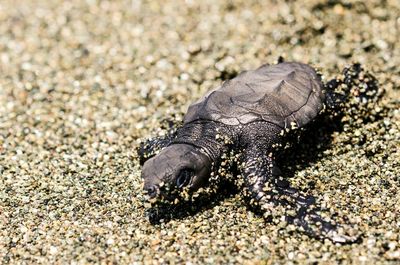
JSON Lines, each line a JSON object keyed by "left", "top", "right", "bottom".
{"left": 146, "top": 180, "right": 238, "bottom": 225}
{"left": 276, "top": 113, "right": 345, "bottom": 188}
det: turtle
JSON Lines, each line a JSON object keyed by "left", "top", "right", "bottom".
{"left": 138, "top": 61, "right": 379, "bottom": 243}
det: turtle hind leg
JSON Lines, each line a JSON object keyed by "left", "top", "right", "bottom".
{"left": 325, "top": 90, "right": 346, "bottom": 111}
{"left": 322, "top": 75, "right": 347, "bottom": 115}
{"left": 324, "top": 64, "right": 381, "bottom": 122}
{"left": 325, "top": 64, "right": 381, "bottom": 107}
{"left": 342, "top": 63, "right": 381, "bottom": 104}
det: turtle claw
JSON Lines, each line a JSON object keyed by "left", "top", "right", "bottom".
{"left": 320, "top": 223, "right": 361, "bottom": 244}
{"left": 324, "top": 229, "right": 360, "bottom": 244}
{"left": 264, "top": 183, "right": 360, "bottom": 244}
{"left": 290, "top": 207, "right": 361, "bottom": 244}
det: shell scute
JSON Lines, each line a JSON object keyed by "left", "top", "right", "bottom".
{"left": 184, "top": 62, "right": 325, "bottom": 128}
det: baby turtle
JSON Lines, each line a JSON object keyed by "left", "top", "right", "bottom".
{"left": 138, "top": 61, "right": 379, "bottom": 243}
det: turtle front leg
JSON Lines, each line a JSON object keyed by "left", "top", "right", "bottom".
{"left": 240, "top": 148, "right": 358, "bottom": 243}
{"left": 137, "top": 119, "right": 181, "bottom": 165}
{"left": 273, "top": 184, "right": 359, "bottom": 243}
{"left": 138, "top": 134, "right": 175, "bottom": 165}
{"left": 239, "top": 149, "right": 275, "bottom": 202}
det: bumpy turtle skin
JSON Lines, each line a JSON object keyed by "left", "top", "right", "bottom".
{"left": 184, "top": 62, "right": 325, "bottom": 129}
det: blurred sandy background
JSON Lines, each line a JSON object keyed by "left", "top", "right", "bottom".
{"left": 0, "top": 0, "right": 399, "bottom": 263}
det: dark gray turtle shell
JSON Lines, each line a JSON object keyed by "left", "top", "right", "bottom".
{"left": 184, "top": 62, "right": 325, "bottom": 129}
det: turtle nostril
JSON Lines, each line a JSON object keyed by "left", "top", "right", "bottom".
{"left": 146, "top": 186, "right": 157, "bottom": 198}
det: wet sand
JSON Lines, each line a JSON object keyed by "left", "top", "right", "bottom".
{"left": 0, "top": 0, "right": 399, "bottom": 264}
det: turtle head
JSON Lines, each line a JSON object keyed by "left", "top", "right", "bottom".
{"left": 141, "top": 144, "right": 211, "bottom": 201}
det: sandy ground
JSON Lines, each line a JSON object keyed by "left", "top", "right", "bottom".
{"left": 0, "top": 0, "right": 399, "bottom": 264}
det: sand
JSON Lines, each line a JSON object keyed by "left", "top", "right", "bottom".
{"left": 0, "top": 0, "right": 399, "bottom": 264}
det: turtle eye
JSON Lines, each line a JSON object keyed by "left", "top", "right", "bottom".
{"left": 176, "top": 169, "right": 194, "bottom": 188}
